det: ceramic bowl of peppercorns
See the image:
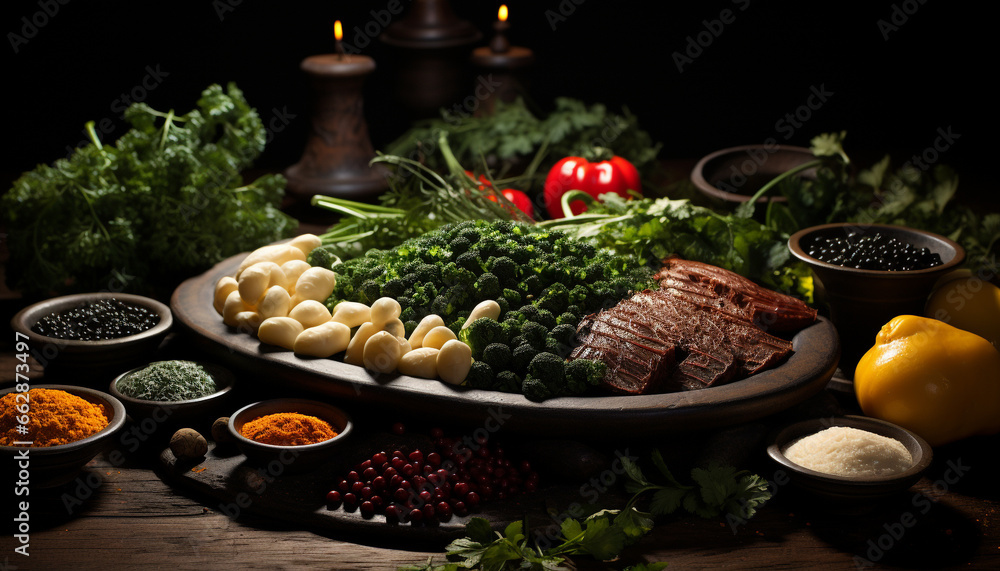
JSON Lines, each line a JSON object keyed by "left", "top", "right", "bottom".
{"left": 227, "top": 398, "right": 354, "bottom": 474}
{"left": 788, "top": 223, "right": 965, "bottom": 378}
{"left": 11, "top": 292, "right": 173, "bottom": 381}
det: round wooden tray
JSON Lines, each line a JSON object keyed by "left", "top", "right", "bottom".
{"left": 170, "top": 253, "right": 840, "bottom": 437}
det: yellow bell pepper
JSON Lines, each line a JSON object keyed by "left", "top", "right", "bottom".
{"left": 854, "top": 315, "right": 1000, "bottom": 447}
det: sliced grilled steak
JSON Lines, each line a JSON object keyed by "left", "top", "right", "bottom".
{"left": 571, "top": 313, "right": 677, "bottom": 394}
{"left": 654, "top": 256, "right": 817, "bottom": 332}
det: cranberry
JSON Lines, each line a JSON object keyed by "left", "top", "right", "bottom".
{"left": 394, "top": 488, "right": 410, "bottom": 503}
{"left": 372, "top": 452, "right": 388, "bottom": 465}
{"left": 389, "top": 474, "right": 404, "bottom": 488}
{"left": 372, "top": 476, "right": 386, "bottom": 490}
{"left": 408, "top": 450, "right": 424, "bottom": 463}
{"left": 360, "top": 501, "right": 374, "bottom": 516}
{"left": 402, "top": 463, "right": 416, "bottom": 477}
{"left": 392, "top": 422, "right": 406, "bottom": 435}
{"left": 391, "top": 457, "right": 406, "bottom": 469}
{"left": 436, "top": 468, "right": 450, "bottom": 481}
{"left": 337, "top": 479, "right": 349, "bottom": 492}
{"left": 426, "top": 452, "right": 442, "bottom": 467}
{"left": 326, "top": 490, "right": 342, "bottom": 505}
{"left": 452, "top": 501, "right": 468, "bottom": 516}
{"left": 453, "top": 482, "right": 470, "bottom": 496}
{"left": 436, "top": 501, "right": 452, "bottom": 520}
{"left": 384, "top": 505, "right": 400, "bottom": 521}
{"left": 422, "top": 504, "right": 436, "bottom": 520}
{"left": 343, "top": 492, "right": 357, "bottom": 506}
{"left": 383, "top": 466, "right": 398, "bottom": 479}
{"left": 409, "top": 508, "right": 423, "bottom": 523}
{"left": 361, "top": 486, "right": 374, "bottom": 499}
{"left": 359, "top": 459, "right": 372, "bottom": 470}
{"left": 347, "top": 470, "right": 360, "bottom": 482}
{"left": 363, "top": 467, "right": 378, "bottom": 481}
{"left": 392, "top": 449, "right": 405, "bottom": 459}
{"left": 465, "top": 491, "right": 480, "bottom": 507}
{"left": 419, "top": 490, "right": 432, "bottom": 503}
{"left": 371, "top": 495, "right": 384, "bottom": 509}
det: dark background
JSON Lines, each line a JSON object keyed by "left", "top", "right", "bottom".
{"left": 3, "top": 1, "right": 992, "bottom": 203}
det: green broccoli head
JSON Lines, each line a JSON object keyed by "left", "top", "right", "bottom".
{"left": 474, "top": 272, "right": 501, "bottom": 300}
{"left": 465, "top": 361, "right": 496, "bottom": 390}
{"left": 487, "top": 256, "right": 518, "bottom": 286}
{"left": 536, "top": 282, "right": 570, "bottom": 315}
{"left": 481, "top": 342, "right": 513, "bottom": 372}
{"left": 528, "top": 351, "right": 566, "bottom": 382}
{"left": 564, "top": 358, "right": 607, "bottom": 394}
{"left": 458, "top": 317, "right": 505, "bottom": 358}
{"left": 519, "top": 321, "right": 549, "bottom": 350}
{"left": 306, "top": 244, "right": 341, "bottom": 270}
{"left": 521, "top": 375, "right": 553, "bottom": 402}
{"left": 496, "top": 370, "right": 522, "bottom": 393}
{"left": 512, "top": 343, "right": 539, "bottom": 375}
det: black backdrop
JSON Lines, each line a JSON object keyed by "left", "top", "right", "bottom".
{"left": 4, "top": 1, "right": 991, "bottom": 202}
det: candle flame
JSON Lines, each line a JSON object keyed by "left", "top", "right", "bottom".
{"left": 334, "top": 20, "right": 343, "bottom": 41}
{"left": 498, "top": 5, "right": 508, "bottom": 22}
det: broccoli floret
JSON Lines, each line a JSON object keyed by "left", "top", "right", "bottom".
{"left": 403, "top": 319, "right": 419, "bottom": 338}
{"left": 465, "top": 361, "right": 496, "bottom": 390}
{"left": 449, "top": 236, "right": 472, "bottom": 256}
{"left": 501, "top": 288, "right": 522, "bottom": 308}
{"left": 400, "top": 305, "right": 417, "bottom": 324}
{"left": 481, "top": 343, "right": 513, "bottom": 372}
{"left": 512, "top": 344, "right": 539, "bottom": 375}
{"left": 521, "top": 375, "right": 553, "bottom": 402}
{"left": 548, "top": 323, "right": 578, "bottom": 348}
{"left": 359, "top": 279, "right": 382, "bottom": 305}
{"left": 456, "top": 251, "right": 482, "bottom": 273}
{"left": 528, "top": 351, "right": 566, "bottom": 381}
{"left": 517, "top": 303, "right": 540, "bottom": 324}
{"left": 568, "top": 284, "right": 590, "bottom": 306}
{"left": 306, "top": 245, "right": 341, "bottom": 270}
{"left": 474, "top": 273, "right": 501, "bottom": 300}
{"left": 442, "top": 262, "right": 476, "bottom": 288}
{"left": 517, "top": 274, "right": 541, "bottom": 296}
{"left": 410, "top": 282, "right": 437, "bottom": 309}
{"left": 431, "top": 294, "right": 456, "bottom": 319}
{"left": 444, "top": 283, "right": 472, "bottom": 307}
{"left": 381, "top": 277, "right": 406, "bottom": 299}
{"left": 412, "top": 263, "right": 442, "bottom": 284}
{"left": 533, "top": 308, "right": 556, "bottom": 330}
{"left": 487, "top": 256, "right": 518, "bottom": 286}
{"left": 496, "top": 370, "right": 521, "bottom": 393}
{"left": 458, "top": 318, "right": 505, "bottom": 358}
{"left": 564, "top": 358, "right": 607, "bottom": 394}
{"left": 536, "top": 282, "right": 570, "bottom": 315}
{"left": 557, "top": 311, "right": 581, "bottom": 326}
{"left": 449, "top": 317, "right": 466, "bottom": 334}
{"left": 520, "top": 321, "right": 548, "bottom": 350}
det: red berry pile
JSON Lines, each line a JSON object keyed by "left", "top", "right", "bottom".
{"left": 325, "top": 427, "right": 540, "bottom": 525}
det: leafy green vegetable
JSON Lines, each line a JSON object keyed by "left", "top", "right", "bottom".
{"left": 2, "top": 83, "right": 296, "bottom": 296}
{"left": 538, "top": 191, "right": 814, "bottom": 300}
{"left": 399, "top": 512, "right": 661, "bottom": 571}
{"left": 745, "top": 132, "right": 999, "bottom": 274}
{"left": 384, "top": 97, "right": 661, "bottom": 182}
{"left": 622, "top": 449, "right": 772, "bottom": 522}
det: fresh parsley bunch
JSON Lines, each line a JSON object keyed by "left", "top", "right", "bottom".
{"left": 2, "top": 82, "right": 296, "bottom": 297}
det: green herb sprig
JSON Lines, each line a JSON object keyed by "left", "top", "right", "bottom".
{"left": 621, "top": 449, "right": 772, "bottom": 522}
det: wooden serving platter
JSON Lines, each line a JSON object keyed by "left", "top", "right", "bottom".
{"left": 170, "top": 253, "right": 840, "bottom": 437}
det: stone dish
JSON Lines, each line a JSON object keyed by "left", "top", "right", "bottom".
{"left": 171, "top": 253, "right": 840, "bottom": 437}
{"left": 1, "top": 384, "right": 127, "bottom": 488}
{"left": 228, "top": 398, "right": 354, "bottom": 474}
{"left": 691, "top": 144, "right": 815, "bottom": 204}
{"left": 109, "top": 361, "right": 235, "bottom": 434}
{"left": 10, "top": 292, "right": 172, "bottom": 380}
{"left": 767, "top": 415, "right": 932, "bottom": 504}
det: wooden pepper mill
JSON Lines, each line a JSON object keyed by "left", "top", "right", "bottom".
{"left": 285, "top": 22, "right": 389, "bottom": 201}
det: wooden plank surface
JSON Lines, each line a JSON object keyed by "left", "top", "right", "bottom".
{"left": 3, "top": 331, "right": 1000, "bottom": 570}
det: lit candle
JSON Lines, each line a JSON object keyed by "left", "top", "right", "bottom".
{"left": 490, "top": 5, "right": 510, "bottom": 53}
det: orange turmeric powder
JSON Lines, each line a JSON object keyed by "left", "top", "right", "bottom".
{"left": 240, "top": 412, "right": 337, "bottom": 446}
{"left": 0, "top": 388, "right": 109, "bottom": 447}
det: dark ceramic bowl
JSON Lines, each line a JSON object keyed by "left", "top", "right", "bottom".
{"left": 767, "top": 415, "right": 932, "bottom": 504}
{"left": 1, "top": 384, "right": 127, "bottom": 488}
{"left": 788, "top": 223, "right": 964, "bottom": 378}
{"left": 228, "top": 398, "right": 353, "bottom": 474}
{"left": 691, "top": 144, "right": 816, "bottom": 204}
{"left": 11, "top": 292, "right": 172, "bottom": 380}
{"left": 109, "top": 361, "right": 235, "bottom": 434}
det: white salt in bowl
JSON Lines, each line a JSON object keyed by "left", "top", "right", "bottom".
{"left": 767, "top": 415, "right": 932, "bottom": 504}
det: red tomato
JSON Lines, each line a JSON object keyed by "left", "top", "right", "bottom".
{"left": 542, "top": 156, "right": 641, "bottom": 219}
{"left": 466, "top": 170, "right": 534, "bottom": 220}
